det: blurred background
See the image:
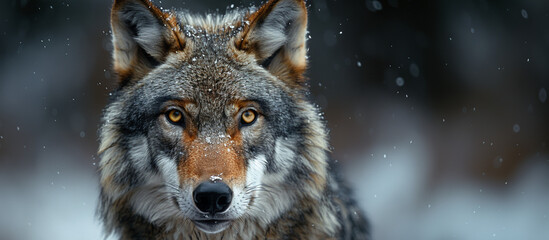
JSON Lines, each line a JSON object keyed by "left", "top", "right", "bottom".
{"left": 1, "top": 0, "right": 548, "bottom": 239}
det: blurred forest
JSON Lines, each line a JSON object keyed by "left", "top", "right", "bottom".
{"left": 0, "top": 0, "right": 548, "bottom": 239}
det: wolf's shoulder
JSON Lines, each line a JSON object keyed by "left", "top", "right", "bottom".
{"left": 325, "top": 161, "right": 371, "bottom": 240}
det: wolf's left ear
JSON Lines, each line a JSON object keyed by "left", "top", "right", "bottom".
{"left": 236, "top": 0, "right": 308, "bottom": 85}
{"left": 111, "top": 0, "right": 185, "bottom": 86}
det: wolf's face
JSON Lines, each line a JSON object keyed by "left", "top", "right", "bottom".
{"left": 99, "top": 0, "right": 329, "bottom": 236}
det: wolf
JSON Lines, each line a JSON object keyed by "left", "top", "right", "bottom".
{"left": 97, "top": 0, "right": 370, "bottom": 239}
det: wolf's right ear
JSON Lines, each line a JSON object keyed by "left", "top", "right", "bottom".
{"left": 236, "top": 0, "right": 308, "bottom": 86}
{"left": 111, "top": 0, "right": 185, "bottom": 86}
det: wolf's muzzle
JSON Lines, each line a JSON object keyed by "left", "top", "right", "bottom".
{"left": 193, "top": 181, "right": 233, "bottom": 215}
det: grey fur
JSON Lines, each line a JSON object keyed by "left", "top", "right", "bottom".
{"left": 98, "top": 0, "right": 370, "bottom": 239}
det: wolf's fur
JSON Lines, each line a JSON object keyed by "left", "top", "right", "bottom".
{"left": 98, "top": 0, "right": 370, "bottom": 239}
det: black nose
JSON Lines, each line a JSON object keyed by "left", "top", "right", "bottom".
{"left": 192, "top": 182, "right": 233, "bottom": 215}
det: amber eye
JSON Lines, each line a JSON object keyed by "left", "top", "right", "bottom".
{"left": 166, "top": 109, "right": 183, "bottom": 124}
{"left": 241, "top": 109, "right": 257, "bottom": 125}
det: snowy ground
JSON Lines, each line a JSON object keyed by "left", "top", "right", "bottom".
{"left": 0, "top": 147, "right": 106, "bottom": 240}
{"left": 348, "top": 142, "right": 549, "bottom": 240}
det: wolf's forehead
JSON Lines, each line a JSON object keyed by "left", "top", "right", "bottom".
{"left": 176, "top": 19, "right": 246, "bottom": 57}
{"left": 153, "top": 53, "right": 253, "bottom": 103}
{"left": 140, "top": 10, "right": 276, "bottom": 103}
{"left": 174, "top": 11, "right": 250, "bottom": 49}
{"left": 172, "top": 13, "right": 250, "bottom": 75}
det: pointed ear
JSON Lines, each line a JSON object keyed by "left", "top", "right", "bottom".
{"left": 236, "top": 0, "right": 308, "bottom": 85}
{"left": 111, "top": 0, "right": 185, "bottom": 86}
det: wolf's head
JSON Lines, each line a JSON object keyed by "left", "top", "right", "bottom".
{"left": 99, "top": 0, "right": 330, "bottom": 236}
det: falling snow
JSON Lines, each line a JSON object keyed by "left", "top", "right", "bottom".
{"left": 1, "top": 1, "right": 548, "bottom": 240}
{"left": 512, "top": 124, "right": 520, "bottom": 133}
{"left": 521, "top": 9, "right": 528, "bottom": 19}
{"left": 539, "top": 88, "right": 547, "bottom": 103}
{"left": 395, "top": 77, "right": 405, "bottom": 87}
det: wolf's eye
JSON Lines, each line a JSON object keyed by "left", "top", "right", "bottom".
{"left": 166, "top": 109, "right": 183, "bottom": 124}
{"left": 241, "top": 109, "right": 257, "bottom": 125}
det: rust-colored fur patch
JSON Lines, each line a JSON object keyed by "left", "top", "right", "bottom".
{"left": 177, "top": 131, "right": 246, "bottom": 186}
